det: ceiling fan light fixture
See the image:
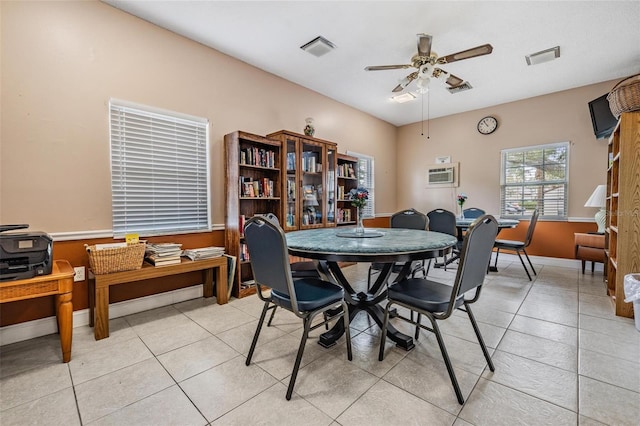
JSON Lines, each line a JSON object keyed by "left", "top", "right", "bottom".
{"left": 300, "top": 36, "right": 336, "bottom": 57}
{"left": 391, "top": 93, "right": 416, "bottom": 103}
{"left": 525, "top": 46, "right": 560, "bottom": 66}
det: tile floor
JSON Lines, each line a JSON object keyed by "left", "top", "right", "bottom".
{"left": 1, "top": 258, "right": 639, "bottom": 425}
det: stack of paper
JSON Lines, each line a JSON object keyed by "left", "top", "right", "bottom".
{"left": 145, "top": 243, "right": 183, "bottom": 266}
{"left": 182, "top": 246, "right": 225, "bottom": 261}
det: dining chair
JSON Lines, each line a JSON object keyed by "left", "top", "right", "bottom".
{"left": 243, "top": 216, "right": 352, "bottom": 400}
{"left": 262, "top": 213, "right": 320, "bottom": 276}
{"left": 367, "top": 208, "right": 429, "bottom": 288}
{"left": 493, "top": 208, "right": 539, "bottom": 280}
{"left": 463, "top": 207, "right": 486, "bottom": 218}
{"left": 426, "top": 209, "right": 459, "bottom": 271}
{"left": 378, "top": 215, "right": 498, "bottom": 404}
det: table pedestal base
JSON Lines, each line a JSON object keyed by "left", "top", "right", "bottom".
{"left": 316, "top": 261, "right": 416, "bottom": 351}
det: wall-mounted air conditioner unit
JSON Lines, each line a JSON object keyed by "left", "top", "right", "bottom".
{"left": 427, "top": 162, "right": 459, "bottom": 187}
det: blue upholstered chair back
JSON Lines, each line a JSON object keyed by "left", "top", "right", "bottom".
{"left": 427, "top": 209, "right": 457, "bottom": 237}
{"left": 463, "top": 207, "right": 486, "bottom": 219}
{"left": 524, "top": 209, "right": 539, "bottom": 247}
{"left": 243, "top": 217, "right": 298, "bottom": 311}
{"left": 453, "top": 215, "right": 498, "bottom": 297}
{"left": 390, "top": 208, "right": 428, "bottom": 230}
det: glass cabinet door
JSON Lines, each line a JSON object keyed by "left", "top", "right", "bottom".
{"left": 326, "top": 147, "right": 336, "bottom": 226}
{"left": 300, "top": 140, "right": 324, "bottom": 228}
{"left": 284, "top": 136, "right": 298, "bottom": 231}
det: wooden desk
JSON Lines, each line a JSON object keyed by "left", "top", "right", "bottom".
{"left": 0, "top": 260, "right": 75, "bottom": 362}
{"left": 88, "top": 256, "right": 227, "bottom": 340}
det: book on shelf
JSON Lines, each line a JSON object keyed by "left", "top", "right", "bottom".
{"left": 223, "top": 254, "right": 237, "bottom": 300}
{"left": 145, "top": 254, "right": 182, "bottom": 266}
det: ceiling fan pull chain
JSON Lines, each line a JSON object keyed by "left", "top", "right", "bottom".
{"left": 427, "top": 91, "right": 430, "bottom": 139}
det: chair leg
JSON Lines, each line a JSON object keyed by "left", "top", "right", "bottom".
{"left": 493, "top": 247, "right": 501, "bottom": 269}
{"left": 515, "top": 250, "right": 533, "bottom": 281}
{"left": 591, "top": 261, "right": 595, "bottom": 274}
{"left": 428, "top": 315, "right": 464, "bottom": 405}
{"left": 246, "top": 302, "right": 271, "bottom": 366}
{"left": 425, "top": 259, "right": 432, "bottom": 277}
{"left": 465, "top": 304, "right": 494, "bottom": 371}
{"left": 522, "top": 249, "right": 537, "bottom": 276}
{"left": 378, "top": 303, "right": 392, "bottom": 361}
{"left": 581, "top": 260, "right": 586, "bottom": 274}
{"left": 267, "top": 306, "right": 277, "bottom": 326}
{"left": 286, "top": 316, "right": 311, "bottom": 400}
{"left": 414, "top": 313, "right": 421, "bottom": 340}
{"left": 342, "top": 301, "right": 353, "bottom": 361}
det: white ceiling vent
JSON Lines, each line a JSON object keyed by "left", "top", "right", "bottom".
{"left": 300, "top": 36, "right": 336, "bottom": 57}
{"left": 447, "top": 82, "right": 473, "bottom": 94}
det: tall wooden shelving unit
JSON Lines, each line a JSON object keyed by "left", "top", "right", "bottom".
{"left": 336, "top": 153, "right": 359, "bottom": 226}
{"left": 605, "top": 111, "right": 640, "bottom": 318}
{"left": 224, "top": 131, "right": 282, "bottom": 298}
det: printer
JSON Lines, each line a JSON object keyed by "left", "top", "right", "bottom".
{"left": 0, "top": 224, "right": 53, "bottom": 281}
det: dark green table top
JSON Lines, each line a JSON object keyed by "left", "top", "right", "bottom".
{"left": 285, "top": 228, "right": 457, "bottom": 263}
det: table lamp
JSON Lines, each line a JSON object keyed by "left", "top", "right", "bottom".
{"left": 584, "top": 184, "right": 607, "bottom": 233}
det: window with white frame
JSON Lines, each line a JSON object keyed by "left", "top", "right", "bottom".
{"left": 500, "top": 142, "right": 569, "bottom": 219}
{"left": 347, "top": 151, "right": 375, "bottom": 218}
{"left": 109, "top": 99, "right": 210, "bottom": 238}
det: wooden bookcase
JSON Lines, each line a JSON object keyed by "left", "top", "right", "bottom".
{"left": 605, "top": 111, "right": 640, "bottom": 318}
{"left": 336, "top": 153, "right": 359, "bottom": 226}
{"left": 267, "top": 130, "right": 338, "bottom": 232}
{"left": 224, "top": 131, "right": 282, "bottom": 298}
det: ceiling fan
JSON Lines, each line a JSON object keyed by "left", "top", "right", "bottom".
{"left": 365, "top": 34, "right": 493, "bottom": 93}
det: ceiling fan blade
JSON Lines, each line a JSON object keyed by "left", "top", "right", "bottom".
{"left": 445, "top": 73, "right": 465, "bottom": 87}
{"left": 365, "top": 64, "right": 413, "bottom": 71}
{"left": 392, "top": 72, "right": 418, "bottom": 92}
{"left": 417, "top": 33, "right": 432, "bottom": 57}
{"left": 438, "top": 44, "right": 493, "bottom": 64}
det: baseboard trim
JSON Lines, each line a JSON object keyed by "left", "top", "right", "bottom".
{"left": 1, "top": 254, "right": 602, "bottom": 346}
{"left": 0, "top": 285, "right": 203, "bottom": 346}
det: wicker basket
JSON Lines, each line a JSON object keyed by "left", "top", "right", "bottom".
{"left": 607, "top": 73, "right": 640, "bottom": 118}
{"left": 86, "top": 242, "right": 146, "bottom": 275}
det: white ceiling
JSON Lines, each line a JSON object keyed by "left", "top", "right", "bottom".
{"left": 104, "top": 1, "right": 640, "bottom": 127}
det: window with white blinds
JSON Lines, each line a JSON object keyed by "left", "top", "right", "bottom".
{"left": 109, "top": 100, "right": 210, "bottom": 238}
{"left": 347, "top": 151, "right": 375, "bottom": 218}
{"left": 500, "top": 142, "right": 569, "bottom": 219}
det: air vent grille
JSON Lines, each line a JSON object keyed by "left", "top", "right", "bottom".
{"left": 447, "top": 82, "right": 473, "bottom": 94}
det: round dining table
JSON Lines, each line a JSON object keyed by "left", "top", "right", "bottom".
{"left": 285, "top": 227, "right": 457, "bottom": 350}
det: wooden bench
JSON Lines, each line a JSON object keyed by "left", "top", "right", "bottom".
{"left": 88, "top": 256, "right": 227, "bottom": 340}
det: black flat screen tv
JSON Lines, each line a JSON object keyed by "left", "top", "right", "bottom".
{"left": 588, "top": 93, "right": 618, "bottom": 139}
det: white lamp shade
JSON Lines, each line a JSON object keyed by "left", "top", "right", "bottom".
{"left": 584, "top": 185, "right": 606, "bottom": 208}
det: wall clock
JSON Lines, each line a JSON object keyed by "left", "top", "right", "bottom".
{"left": 477, "top": 116, "right": 498, "bottom": 135}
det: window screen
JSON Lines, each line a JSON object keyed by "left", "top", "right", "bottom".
{"left": 109, "top": 100, "right": 210, "bottom": 237}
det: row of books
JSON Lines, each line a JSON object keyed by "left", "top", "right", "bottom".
{"left": 337, "top": 185, "right": 353, "bottom": 201}
{"left": 239, "top": 243, "right": 250, "bottom": 261}
{"left": 240, "top": 147, "right": 276, "bottom": 168}
{"left": 145, "top": 242, "right": 183, "bottom": 266}
{"left": 286, "top": 152, "right": 296, "bottom": 171}
{"left": 337, "top": 163, "right": 356, "bottom": 178}
{"left": 302, "top": 151, "right": 322, "bottom": 173}
{"left": 239, "top": 177, "right": 275, "bottom": 198}
{"left": 336, "top": 208, "right": 354, "bottom": 223}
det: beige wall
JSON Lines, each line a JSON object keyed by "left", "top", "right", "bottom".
{"left": 396, "top": 81, "right": 614, "bottom": 218}
{"left": 0, "top": 1, "right": 397, "bottom": 233}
